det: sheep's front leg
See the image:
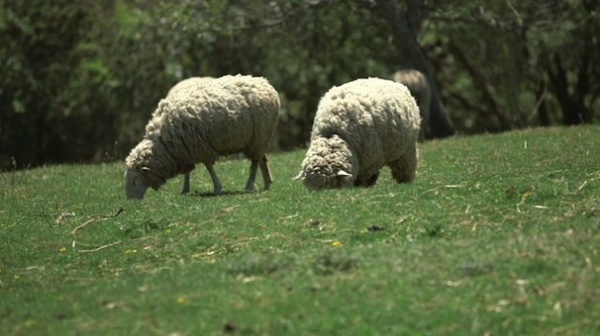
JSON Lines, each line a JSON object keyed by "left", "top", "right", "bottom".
{"left": 205, "top": 164, "right": 222, "bottom": 195}
{"left": 244, "top": 159, "right": 259, "bottom": 192}
{"left": 259, "top": 155, "right": 273, "bottom": 190}
{"left": 181, "top": 173, "right": 191, "bottom": 194}
{"left": 355, "top": 172, "right": 379, "bottom": 187}
{"left": 181, "top": 165, "right": 195, "bottom": 195}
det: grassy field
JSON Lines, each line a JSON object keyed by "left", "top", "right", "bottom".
{"left": 1, "top": 125, "right": 599, "bottom": 335}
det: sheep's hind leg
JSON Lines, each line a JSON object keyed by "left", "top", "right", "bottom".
{"left": 205, "top": 164, "right": 222, "bottom": 195}
{"left": 389, "top": 144, "right": 418, "bottom": 183}
{"left": 181, "top": 173, "right": 191, "bottom": 194}
{"left": 259, "top": 155, "right": 273, "bottom": 190}
{"left": 244, "top": 159, "right": 260, "bottom": 192}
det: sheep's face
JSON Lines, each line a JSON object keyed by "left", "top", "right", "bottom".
{"left": 124, "top": 169, "right": 149, "bottom": 199}
{"left": 124, "top": 139, "right": 171, "bottom": 197}
{"left": 299, "top": 159, "right": 354, "bottom": 190}
{"left": 298, "top": 135, "right": 356, "bottom": 190}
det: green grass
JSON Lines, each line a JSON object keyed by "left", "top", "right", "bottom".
{"left": 1, "top": 125, "right": 599, "bottom": 335}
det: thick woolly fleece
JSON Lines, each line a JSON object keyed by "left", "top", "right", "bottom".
{"left": 298, "top": 77, "right": 421, "bottom": 190}
{"left": 164, "top": 76, "right": 215, "bottom": 194}
{"left": 166, "top": 77, "right": 214, "bottom": 98}
{"left": 392, "top": 69, "right": 431, "bottom": 140}
{"left": 125, "top": 75, "right": 280, "bottom": 198}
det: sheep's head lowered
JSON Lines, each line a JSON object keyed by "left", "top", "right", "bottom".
{"left": 124, "top": 168, "right": 149, "bottom": 199}
{"left": 124, "top": 139, "right": 174, "bottom": 199}
{"left": 297, "top": 135, "right": 357, "bottom": 190}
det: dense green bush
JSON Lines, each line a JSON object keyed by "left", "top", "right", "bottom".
{"left": 0, "top": 0, "right": 597, "bottom": 169}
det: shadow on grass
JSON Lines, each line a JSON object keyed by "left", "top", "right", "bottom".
{"left": 188, "top": 190, "right": 256, "bottom": 198}
{"left": 227, "top": 252, "right": 293, "bottom": 276}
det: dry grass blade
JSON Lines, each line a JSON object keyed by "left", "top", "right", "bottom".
{"left": 72, "top": 240, "right": 122, "bottom": 253}
{"left": 71, "top": 208, "right": 124, "bottom": 235}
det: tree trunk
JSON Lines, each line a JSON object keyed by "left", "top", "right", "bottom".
{"left": 371, "top": 0, "right": 456, "bottom": 138}
{"left": 546, "top": 54, "right": 591, "bottom": 125}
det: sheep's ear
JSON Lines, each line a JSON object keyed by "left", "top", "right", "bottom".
{"left": 336, "top": 170, "right": 351, "bottom": 177}
{"left": 293, "top": 172, "right": 303, "bottom": 180}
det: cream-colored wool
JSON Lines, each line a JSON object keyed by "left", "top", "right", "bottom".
{"left": 298, "top": 77, "right": 420, "bottom": 190}
{"left": 392, "top": 69, "right": 431, "bottom": 140}
{"left": 125, "top": 75, "right": 280, "bottom": 199}
{"left": 166, "top": 77, "right": 214, "bottom": 99}
{"left": 163, "top": 76, "right": 215, "bottom": 194}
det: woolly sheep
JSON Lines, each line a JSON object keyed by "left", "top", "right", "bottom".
{"left": 125, "top": 74, "right": 280, "bottom": 199}
{"left": 164, "top": 76, "right": 215, "bottom": 194}
{"left": 392, "top": 69, "right": 431, "bottom": 141}
{"left": 297, "top": 77, "right": 420, "bottom": 190}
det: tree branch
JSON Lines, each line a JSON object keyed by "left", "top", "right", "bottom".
{"left": 446, "top": 41, "right": 510, "bottom": 126}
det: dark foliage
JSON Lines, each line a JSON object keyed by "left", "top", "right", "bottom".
{"left": 0, "top": 0, "right": 597, "bottom": 169}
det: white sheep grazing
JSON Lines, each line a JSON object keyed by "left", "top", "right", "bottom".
{"left": 392, "top": 69, "right": 431, "bottom": 141}
{"left": 125, "top": 74, "right": 280, "bottom": 199}
{"left": 297, "top": 77, "right": 420, "bottom": 190}
{"left": 163, "top": 76, "right": 215, "bottom": 194}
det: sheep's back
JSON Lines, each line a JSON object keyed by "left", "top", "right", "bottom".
{"left": 311, "top": 78, "right": 420, "bottom": 164}
{"left": 392, "top": 70, "right": 428, "bottom": 97}
{"left": 146, "top": 75, "right": 279, "bottom": 164}
{"left": 167, "top": 77, "right": 215, "bottom": 98}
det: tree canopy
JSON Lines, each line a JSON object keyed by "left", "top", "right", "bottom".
{"left": 1, "top": 0, "right": 597, "bottom": 169}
